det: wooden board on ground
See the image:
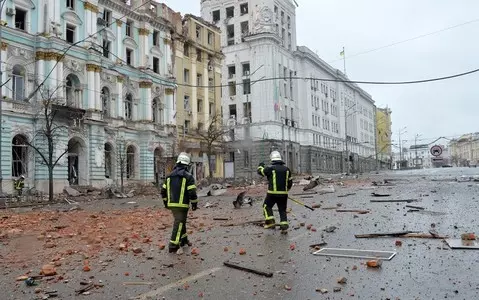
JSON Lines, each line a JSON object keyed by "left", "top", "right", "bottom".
{"left": 313, "top": 248, "right": 396, "bottom": 260}
{"left": 445, "top": 239, "right": 479, "bottom": 249}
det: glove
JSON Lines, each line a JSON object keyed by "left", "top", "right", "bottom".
{"left": 192, "top": 202, "right": 198, "bottom": 211}
{"left": 259, "top": 162, "right": 265, "bottom": 167}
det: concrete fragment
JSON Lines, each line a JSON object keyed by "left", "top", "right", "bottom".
{"left": 333, "top": 287, "right": 342, "bottom": 292}
{"left": 239, "top": 248, "right": 246, "bottom": 255}
{"left": 337, "top": 277, "right": 347, "bottom": 284}
{"left": 132, "top": 247, "right": 143, "bottom": 254}
{"left": 63, "top": 186, "right": 80, "bottom": 197}
{"left": 366, "top": 260, "right": 382, "bottom": 268}
{"left": 316, "top": 288, "right": 328, "bottom": 294}
{"left": 40, "top": 264, "right": 57, "bottom": 276}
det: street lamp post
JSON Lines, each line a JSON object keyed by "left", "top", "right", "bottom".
{"left": 0, "top": 0, "right": 6, "bottom": 194}
{"left": 245, "top": 64, "right": 263, "bottom": 180}
{"left": 414, "top": 134, "right": 422, "bottom": 168}
{"left": 397, "top": 127, "right": 407, "bottom": 169}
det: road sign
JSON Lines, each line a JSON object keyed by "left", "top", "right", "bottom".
{"left": 430, "top": 145, "right": 443, "bottom": 157}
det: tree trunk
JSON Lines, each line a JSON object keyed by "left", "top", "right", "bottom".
{"left": 120, "top": 166, "right": 124, "bottom": 193}
{"left": 207, "top": 146, "right": 213, "bottom": 179}
{"left": 48, "top": 167, "right": 54, "bottom": 202}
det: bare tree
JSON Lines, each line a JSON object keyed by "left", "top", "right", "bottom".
{"left": 24, "top": 86, "right": 82, "bottom": 201}
{"left": 195, "top": 113, "right": 230, "bottom": 179}
{"left": 116, "top": 139, "right": 127, "bottom": 193}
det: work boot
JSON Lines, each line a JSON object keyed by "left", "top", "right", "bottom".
{"left": 180, "top": 239, "right": 192, "bottom": 247}
{"left": 280, "top": 223, "right": 289, "bottom": 231}
{"left": 264, "top": 221, "right": 276, "bottom": 229}
{"left": 168, "top": 247, "right": 179, "bottom": 253}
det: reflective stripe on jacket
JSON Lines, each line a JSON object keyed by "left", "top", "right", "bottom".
{"left": 257, "top": 162, "right": 293, "bottom": 195}
{"left": 160, "top": 165, "right": 198, "bottom": 209}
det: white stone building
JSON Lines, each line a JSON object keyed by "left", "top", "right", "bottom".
{"left": 201, "top": 0, "right": 376, "bottom": 176}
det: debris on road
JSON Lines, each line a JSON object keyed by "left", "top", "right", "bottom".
{"left": 461, "top": 233, "right": 476, "bottom": 240}
{"left": 324, "top": 226, "right": 337, "bottom": 233}
{"left": 213, "top": 217, "right": 229, "bottom": 221}
{"left": 333, "top": 287, "right": 342, "bottom": 292}
{"left": 309, "top": 242, "right": 328, "bottom": 248}
{"left": 405, "top": 205, "right": 425, "bottom": 210}
{"left": 239, "top": 248, "right": 247, "bottom": 255}
{"left": 337, "top": 277, "right": 347, "bottom": 284}
{"left": 290, "top": 243, "right": 296, "bottom": 251}
{"left": 336, "top": 209, "right": 370, "bottom": 214}
{"left": 366, "top": 260, "right": 382, "bottom": 268}
{"left": 316, "top": 288, "right": 328, "bottom": 294}
{"left": 355, "top": 231, "right": 447, "bottom": 239}
{"left": 123, "top": 282, "right": 154, "bottom": 286}
{"left": 75, "top": 283, "right": 95, "bottom": 295}
{"left": 337, "top": 193, "right": 356, "bottom": 198}
{"left": 292, "top": 191, "right": 317, "bottom": 196}
{"left": 284, "top": 285, "right": 292, "bottom": 291}
{"left": 233, "top": 191, "right": 253, "bottom": 208}
{"left": 40, "top": 265, "right": 57, "bottom": 276}
{"left": 370, "top": 199, "right": 418, "bottom": 203}
{"left": 371, "top": 192, "right": 391, "bottom": 197}
{"left": 223, "top": 261, "right": 273, "bottom": 277}
{"left": 445, "top": 239, "right": 479, "bottom": 249}
{"left": 395, "top": 240, "right": 403, "bottom": 247}
{"left": 318, "top": 185, "right": 335, "bottom": 195}
{"left": 313, "top": 248, "right": 396, "bottom": 260}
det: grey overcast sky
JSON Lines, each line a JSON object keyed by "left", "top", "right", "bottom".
{"left": 160, "top": 0, "right": 479, "bottom": 147}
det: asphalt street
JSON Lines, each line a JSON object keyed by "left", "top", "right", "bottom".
{"left": 2, "top": 167, "right": 479, "bottom": 299}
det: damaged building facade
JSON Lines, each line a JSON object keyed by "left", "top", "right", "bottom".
{"left": 201, "top": 0, "right": 376, "bottom": 177}
{"left": 0, "top": 0, "right": 179, "bottom": 194}
{"left": 172, "top": 14, "right": 225, "bottom": 181}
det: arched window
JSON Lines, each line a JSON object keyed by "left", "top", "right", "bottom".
{"left": 101, "top": 87, "right": 110, "bottom": 118}
{"left": 125, "top": 93, "right": 133, "bottom": 120}
{"left": 12, "top": 135, "right": 28, "bottom": 177}
{"left": 12, "top": 65, "right": 25, "bottom": 101}
{"left": 65, "top": 74, "right": 81, "bottom": 107}
{"left": 104, "top": 143, "right": 113, "bottom": 178}
{"left": 126, "top": 145, "right": 135, "bottom": 179}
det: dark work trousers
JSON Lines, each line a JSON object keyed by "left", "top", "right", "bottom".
{"left": 263, "top": 194, "right": 288, "bottom": 226}
{"left": 169, "top": 208, "right": 189, "bottom": 249}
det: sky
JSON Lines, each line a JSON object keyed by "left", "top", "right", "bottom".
{"left": 160, "top": 0, "right": 479, "bottom": 148}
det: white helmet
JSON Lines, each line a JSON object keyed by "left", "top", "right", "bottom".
{"left": 176, "top": 152, "right": 191, "bottom": 165}
{"left": 270, "top": 151, "right": 282, "bottom": 162}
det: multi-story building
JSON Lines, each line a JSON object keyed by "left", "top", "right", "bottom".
{"left": 376, "top": 107, "right": 392, "bottom": 168}
{"left": 201, "top": 0, "right": 376, "bottom": 176}
{"left": 172, "top": 13, "right": 224, "bottom": 180}
{"left": 449, "top": 133, "right": 479, "bottom": 166}
{"left": 1, "top": 0, "right": 179, "bottom": 194}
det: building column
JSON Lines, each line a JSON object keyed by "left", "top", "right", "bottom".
{"left": 139, "top": 81, "right": 152, "bottom": 121}
{"left": 116, "top": 76, "right": 124, "bottom": 118}
{"left": 1, "top": 42, "right": 8, "bottom": 98}
{"left": 94, "top": 66, "right": 101, "bottom": 110}
{"left": 86, "top": 64, "right": 96, "bottom": 109}
{"left": 203, "top": 64, "right": 209, "bottom": 122}
{"left": 116, "top": 20, "right": 123, "bottom": 62}
{"left": 138, "top": 28, "right": 150, "bottom": 68}
{"left": 165, "top": 88, "right": 175, "bottom": 125}
{"left": 190, "top": 53, "right": 198, "bottom": 127}
{"left": 83, "top": 2, "right": 99, "bottom": 39}
{"left": 56, "top": 60, "right": 64, "bottom": 100}
{"left": 111, "top": 93, "right": 118, "bottom": 118}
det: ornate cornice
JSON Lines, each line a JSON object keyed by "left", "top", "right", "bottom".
{"left": 117, "top": 75, "right": 124, "bottom": 83}
{"left": 165, "top": 88, "right": 175, "bottom": 95}
{"left": 84, "top": 2, "right": 99, "bottom": 13}
{"left": 36, "top": 51, "right": 64, "bottom": 61}
{"left": 86, "top": 64, "right": 102, "bottom": 72}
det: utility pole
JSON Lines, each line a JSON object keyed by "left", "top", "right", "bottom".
{"left": 397, "top": 127, "right": 407, "bottom": 169}
{"left": 0, "top": 0, "right": 6, "bottom": 195}
{"left": 414, "top": 134, "right": 421, "bottom": 168}
{"left": 245, "top": 64, "right": 263, "bottom": 181}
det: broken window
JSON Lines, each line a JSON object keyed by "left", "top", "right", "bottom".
{"left": 196, "top": 24, "right": 201, "bottom": 40}
{"left": 153, "top": 30, "right": 159, "bottom": 46}
{"left": 184, "top": 120, "right": 190, "bottom": 134}
{"left": 184, "top": 43, "right": 190, "bottom": 57}
{"left": 184, "top": 69, "right": 190, "bottom": 83}
{"left": 212, "top": 10, "right": 220, "bottom": 22}
{"left": 226, "top": 6, "right": 234, "bottom": 18}
{"left": 243, "top": 79, "right": 251, "bottom": 95}
{"left": 196, "top": 49, "right": 202, "bottom": 62}
{"left": 104, "top": 143, "right": 112, "bottom": 178}
{"left": 12, "top": 65, "right": 25, "bottom": 101}
{"left": 126, "top": 48, "right": 133, "bottom": 65}
{"left": 12, "top": 135, "right": 28, "bottom": 177}
{"left": 66, "top": 24, "right": 76, "bottom": 43}
{"left": 227, "top": 25, "right": 234, "bottom": 45}
{"left": 102, "top": 40, "right": 111, "bottom": 58}
{"left": 197, "top": 99, "right": 203, "bottom": 112}
{"left": 229, "top": 104, "right": 237, "bottom": 119}
{"left": 240, "top": 3, "right": 248, "bottom": 15}
{"left": 207, "top": 31, "right": 213, "bottom": 45}
{"left": 228, "top": 65, "right": 236, "bottom": 79}
{"left": 125, "top": 93, "right": 133, "bottom": 120}
{"left": 103, "top": 9, "right": 112, "bottom": 27}
{"left": 126, "top": 19, "right": 133, "bottom": 37}
{"left": 228, "top": 82, "right": 236, "bottom": 96}
{"left": 126, "top": 145, "right": 135, "bottom": 179}
{"left": 242, "top": 63, "right": 250, "bottom": 76}
{"left": 66, "top": 0, "right": 75, "bottom": 10}
{"left": 15, "top": 8, "right": 26, "bottom": 30}
{"left": 240, "top": 21, "right": 249, "bottom": 38}
{"left": 153, "top": 57, "right": 159, "bottom": 73}
{"left": 152, "top": 97, "right": 163, "bottom": 124}
{"left": 243, "top": 102, "right": 251, "bottom": 120}
{"left": 101, "top": 87, "right": 110, "bottom": 118}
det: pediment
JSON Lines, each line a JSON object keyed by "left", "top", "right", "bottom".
{"left": 61, "top": 11, "right": 83, "bottom": 25}
{"left": 123, "top": 37, "right": 138, "bottom": 49}
{"left": 13, "top": 0, "right": 35, "bottom": 9}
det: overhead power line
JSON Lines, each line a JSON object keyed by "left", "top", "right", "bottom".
{"left": 329, "top": 18, "right": 479, "bottom": 63}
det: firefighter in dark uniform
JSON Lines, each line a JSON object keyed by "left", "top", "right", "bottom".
{"left": 257, "top": 151, "right": 293, "bottom": 231}
{"left": 161, "top": 152, "right": 198, "bottom": 253}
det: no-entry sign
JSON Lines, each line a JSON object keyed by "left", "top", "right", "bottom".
{"left": 430, "top": 145, "right": 443, "bottom": 157}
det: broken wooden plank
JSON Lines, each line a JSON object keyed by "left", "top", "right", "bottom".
{"left": 300, "top": 195, "right": 314, "bottom": 199}
{"left": 337, "top": 193, "right": 356, "bottom": 198}
{"left": 402, "top": 233, "right": 448, "bottom": 239}
{"left": 309, "top": 242, "right": 328, "bottom": 248}
{"left": 336, "top": 209, "right": 370, "bottom": 214}
{"left": 370, "top": 199, "right": 418, "bottom": 203}
{"left": 355, "top": 231, "right": 418, "bottom": 238}
{"left": 213, "top": 217, "right": 229, "bottom": 221}
{"left": 224, "top": 261, "right": 273, "bottom": 277}
{"left": 405, "top": 205, "right": 425, "bottom": 210}
{"left": 371, "top": 192, "right": 391, "bottom": 197}
{"left": 123, "top": 282, "right": 154, "bottom": 286}
{"left": 321, "top": 207, "right": 338, "bottom": 210}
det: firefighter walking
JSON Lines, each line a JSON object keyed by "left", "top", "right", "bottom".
{"left": 257, "top": 151, "right": 293, "bottom": 232}
{"left": 161, "top": 152, "right": 198, "bottom": 253}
